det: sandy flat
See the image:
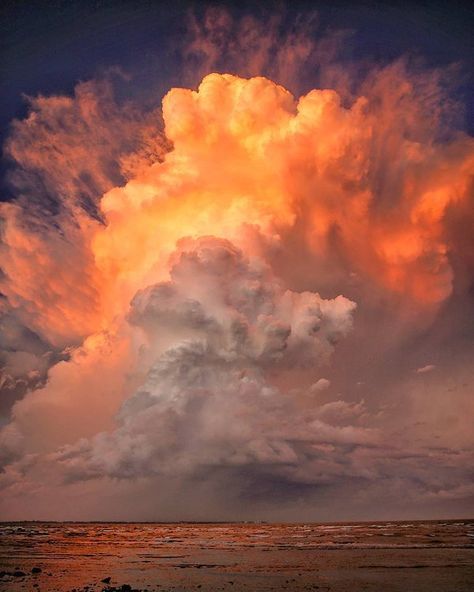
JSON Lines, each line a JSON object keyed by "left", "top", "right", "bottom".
{"left": 1, "top": 521, "right": 473, "bottom": 591}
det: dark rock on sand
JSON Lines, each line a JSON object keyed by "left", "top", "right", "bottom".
{"left": 103, "top": 585, "right": 135, "bottom": 592}
{"left": 13, "top": 570, "right": 26, "bottom": 577}
{"left": 32, "top": 566, "right": 42, "bottom": 574}
{"left": 101, "top": 576, "right": 112, "bottom": 583}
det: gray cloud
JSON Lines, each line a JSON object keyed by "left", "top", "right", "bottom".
{"left": 51, "top": 237, "right": 356, "bottom": 483}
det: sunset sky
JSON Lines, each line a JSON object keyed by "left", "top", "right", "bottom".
{"left": 0, "top": 1, "right": 473, "bottom": 521}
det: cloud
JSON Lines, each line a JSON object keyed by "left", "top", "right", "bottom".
{"left": 0, "top": 10, "right": 473, "bottom": 519}
{"left": 310, "top": 378, "right": 331, "bottom": 392}
{"left": 46, "top": 236, "right": 355, "bottom": 482}
{"left": 92, "top": 71, "right": 474, "bottom": 318}
{"left": 416, "top": 364, "right": 436, "bottom": 374}
{"left": 0, "top": 75, "right": 168, "bottom": 417}
{"left": 0, "top": 74, "right": 169, "bottom": 345}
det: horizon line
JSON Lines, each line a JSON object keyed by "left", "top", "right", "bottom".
{"left": 1, "top": 517, "right": 473, "bottom": 525}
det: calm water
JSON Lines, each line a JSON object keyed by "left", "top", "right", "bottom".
{"left": 0, "top": 520, "right": 473, "bottom": 591}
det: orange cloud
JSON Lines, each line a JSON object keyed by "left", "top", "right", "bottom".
{"left": 0, "top": 63, "right": 473, "bottom": 519}
{"left": 1, "top": 68, "right": 472, "bottom": 357}
{"left": 92, "top": 71, "right": 473, "bottom": 318}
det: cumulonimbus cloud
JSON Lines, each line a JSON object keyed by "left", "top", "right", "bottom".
{"left": 0, "top": 12, "right": 473, "bottom": 518}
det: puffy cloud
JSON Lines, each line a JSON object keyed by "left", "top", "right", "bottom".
{"left": 2, "top": 67, "right": 471, "bottom": 363}
{"left": 310, "top": 378, "right": 331, "bottom": 392}
{"left": 48, "top": 236, "right": 355, "bottom": 481}
{"left": 131, "top": 237, "right": 355, "bottom": 364}
{"left": 315, "top": 399, "right": 366, "bottom": 425}
{"left": 416, "top": 364, "right": 436, "bottom": 374}
{"left": 93, "top": 71, "right": 474, "bottom": 318}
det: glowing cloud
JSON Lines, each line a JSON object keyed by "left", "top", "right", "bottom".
{"left": 0, "top": 46, "right": 473, "bottom": 518}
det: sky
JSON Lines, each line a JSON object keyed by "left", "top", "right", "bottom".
{"left": 0, "top": 0, "right": 473, "bottom": 521}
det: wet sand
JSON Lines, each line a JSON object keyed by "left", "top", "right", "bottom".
{"left": 1, "top": 520, "right": 473, "bottom": 591}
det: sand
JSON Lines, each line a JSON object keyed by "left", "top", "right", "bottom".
{"left": 1, "top": 520, "right": 473, "bottom": 591}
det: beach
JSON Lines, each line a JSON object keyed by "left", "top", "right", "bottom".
{"left": 0, "top": 520, "right": 473, "bottom": 591}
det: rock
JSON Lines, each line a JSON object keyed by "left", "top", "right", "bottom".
{"left": 101, "top": 577, "right": 112, "bottom": 583}
{"left": 14, "top": 570, "right": 26, "bottom": 577}
{"left": 121, "top": 585, "right": 132, "bottom": 592}
{"left": 32, "top": 567, "right": 42, "bottom": 574}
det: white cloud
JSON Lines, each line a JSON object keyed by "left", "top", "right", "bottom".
{"left": 416, "top": 364, "right": 436, "bottom": 374}
{"left": 310, "top": 378, "right": 331, "bottom": 392}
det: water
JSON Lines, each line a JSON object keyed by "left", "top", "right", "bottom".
{"left": 1, "top": 520, "right": 473, "bottom": 591}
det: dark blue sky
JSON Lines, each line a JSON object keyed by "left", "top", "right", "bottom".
{"left": 0, "top": 0, "right": 473, "bottom": 182}
{"left": 0, "top": 0, "right": 473, "bottom": 201}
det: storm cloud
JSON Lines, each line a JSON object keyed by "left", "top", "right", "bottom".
{"left": 0, "top": 8, "right": 473, "bottom": 521}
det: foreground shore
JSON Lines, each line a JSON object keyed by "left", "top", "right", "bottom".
{"left": 1, "top": 520, "right": 473, "bottom": 591}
